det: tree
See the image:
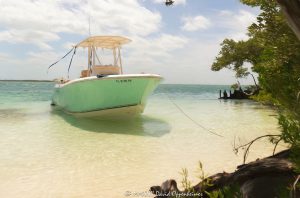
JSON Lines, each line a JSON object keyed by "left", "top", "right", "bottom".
{"left": 212, "top": 0, "right": 300, "bottom": 150}
{"left": 164, "top": 0, "right": 300, "bottom": 194}
{"left": 165, "top": 0, "right": 300, "bottom": 164}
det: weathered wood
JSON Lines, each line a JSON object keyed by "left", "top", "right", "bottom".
{"left": 219, "top": 89, "right": 251, "bottom": 99}
{"left": 150, "top": 149, "right": 300, "bottom": 197}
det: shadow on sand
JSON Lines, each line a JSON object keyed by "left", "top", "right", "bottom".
{"left": 52, "top": 109, "right": 171, "bottom": 137}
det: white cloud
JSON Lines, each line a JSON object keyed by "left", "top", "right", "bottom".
{"left": 0, "top": 0, "right": 189, "bottom": 81}
{"left": 124, "top": 37, "right": 242, "bottom": 84}
{"left": 0, "top": 33, "right": 188, "bottom": 80}
{"left": 87, "top": 0, "right": 161, "bottom": 36}
{"left": 126, "top": 34, "right": 188, "bottom": 66}
{"left": 181, "top": 15, "right": 211, "bottom": 31}
{"left": 0, "top": 0, "right": 259, "bottom": 84}
{"left": 0, "top": 52, "right": 11, "bottom": 61}
{"left": 0, "top": 0, "right": 161, "bottom": 49}
{"left": 62, "top": 42, "right": 76, "bottom": 50}
{"left": 152, "top": 0, "right": 186, "bottom": 6}
{"left": 217, "top": 10, "right": 257, "bottom": 40}
{"left": 164, "top": 41, "right": 237, "bottom": 84}
{"left": 0, "top": 29, "right": 59, "bottom": 50}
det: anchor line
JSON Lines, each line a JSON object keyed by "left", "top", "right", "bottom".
{"left": 47, "top": 47, "right": 75, "bottom": 73}
{"left": 163, "top": 91, "right": 224, "bottom": 138}
{"left": 67, "top": 46, "right": 77, "bottom": 79}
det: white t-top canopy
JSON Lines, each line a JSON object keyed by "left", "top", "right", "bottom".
{"left": 76, "top": 36, "right": 131, "bottom": 49}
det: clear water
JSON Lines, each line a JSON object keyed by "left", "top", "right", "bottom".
{"left": 0, "top": 82, "right": 284, "bottom": 197}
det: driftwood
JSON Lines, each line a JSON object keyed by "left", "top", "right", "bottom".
{"left": 219, "top": 89, "right": 249, "bottom": 99}
{"left": 219, "top": 88, "right": 259, "bottom": 100}
{"left": 150, "top": 149, "right": 300, "bottom": 197}
{"left": 233, "top": 134, "right": 282, "bottom": 164}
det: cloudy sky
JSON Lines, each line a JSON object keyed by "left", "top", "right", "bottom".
{"left": 0, "top": 0, "right": 259, "bottom": 84}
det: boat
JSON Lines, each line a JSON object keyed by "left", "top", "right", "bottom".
{"left": 51, "top": 36, "right": 162, "bottom": 117}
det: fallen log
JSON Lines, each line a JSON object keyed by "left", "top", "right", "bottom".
{"left": 219, "top": 89, "right": 251, "bottom": 99}
{"left": 150, "top": 149, "right": 300, "bottom": 197}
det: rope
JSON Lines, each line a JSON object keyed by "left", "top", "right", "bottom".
{"left": 67, "top": 46, "right": 77, "bottom": 79}
{"left": 47, "top": 47, "right": 75, "bottom": 73}
{"left": 164, "top": 91, "right": 224, "bottom": 138}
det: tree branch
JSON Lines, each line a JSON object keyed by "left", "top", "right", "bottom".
{"left": 234, "top": 134, "right": 281, "bottom": 164}
{"left": 293, "top": 175, "right": 300, "bottom": 198}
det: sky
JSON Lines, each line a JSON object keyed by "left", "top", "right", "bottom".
{"left": 0, "top": 0, "right": 260, "bottom": 84}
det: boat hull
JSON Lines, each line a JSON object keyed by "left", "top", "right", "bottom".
{"left": 51, "top": 74, "right": 162, "bottom": 117}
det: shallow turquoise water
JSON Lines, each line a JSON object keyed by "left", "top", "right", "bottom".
{"left": 0, "top": 82, "right": 284, "bottom": 197}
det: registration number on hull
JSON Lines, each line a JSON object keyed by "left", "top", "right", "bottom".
{"left": 115, "top": 79, "right": 132, "bottom": 83}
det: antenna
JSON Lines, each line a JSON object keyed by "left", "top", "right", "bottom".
{"left": 88, "top": 15, "right": 91, "bottom": 36}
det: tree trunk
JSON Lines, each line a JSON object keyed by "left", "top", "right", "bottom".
{"left": 277, "top": 0, "right": 300, "bottom": 40}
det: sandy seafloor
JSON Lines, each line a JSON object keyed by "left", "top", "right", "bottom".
{"left": 0, "top": 82, "right": 286, "bottom": 197}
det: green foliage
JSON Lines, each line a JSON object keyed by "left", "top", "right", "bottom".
{"left": 178, "top": 162, "right": 210, "bottom": 197}
{"left": 211, "top": 39, "right": 262, "bottom": 78}
{"left": 178, "top": 162, "right": 243, "bottom": 198}
{"left": 209, "top": 185, "right": 242, "bottom": 198}
{"left": 240, "top": 0, "right": 277, "bottom": 7}
{"left": 212, "top": 0, "right": 300, "bottom": 151}
{"left": 251, "top": 89, "right": 279, "bottom": 106}
{"left": 195, "top": 161, "right": 214, "bottom": 196}
{"left": 279, "top": 114, "right": 300, "bottom": 148}
{"left": 291, "top": 146, "right": 300, "bottom": 173}
{"left": 231, "top": 83, "right": 239, "bottom": 90}
{"left": 179, "top": 167, "right": 192, "bottom": 191}
{"left": 179, "top": 161, "right": 212, "bottom": 195}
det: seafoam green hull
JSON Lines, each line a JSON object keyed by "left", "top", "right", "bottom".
{"left": 52, "top": 74, "right": 162, "bottom": 115}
